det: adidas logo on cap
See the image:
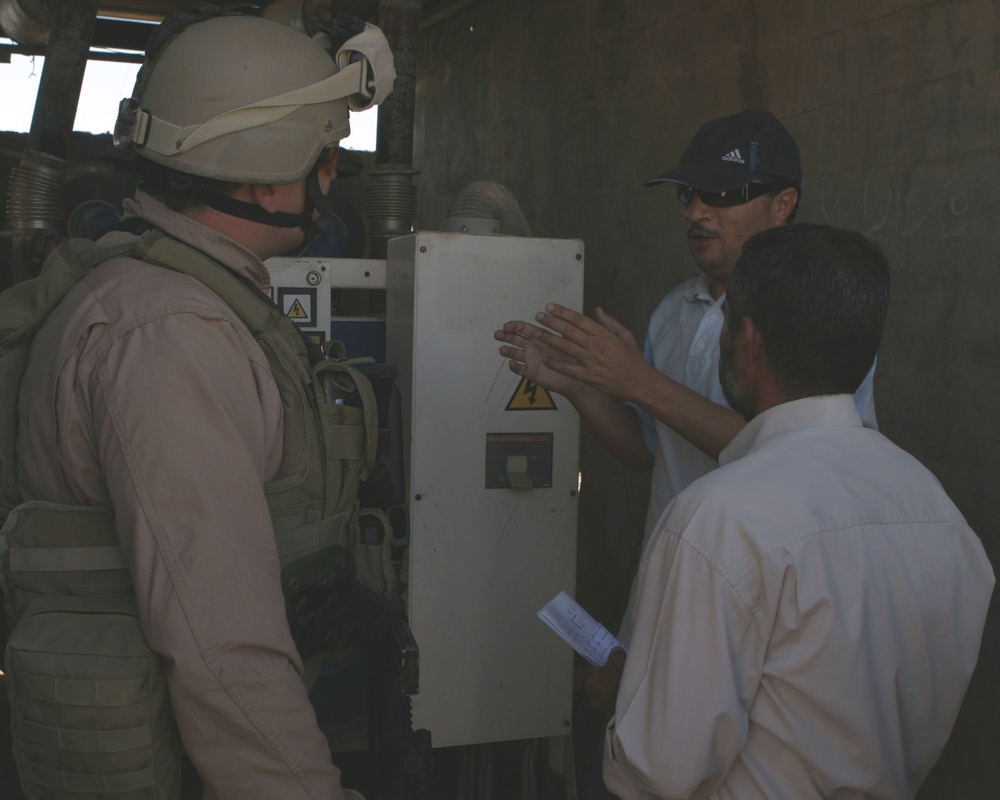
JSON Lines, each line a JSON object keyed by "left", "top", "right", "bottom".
{"left": 721, "top": 149, "right": 745, "bottom": 164}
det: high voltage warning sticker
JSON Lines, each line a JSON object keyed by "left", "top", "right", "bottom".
{"left": 506, "top": 378, "right": 558, "bottom": 410}
{"left": 277, "top": 287, "right": 317, "bottom": 327}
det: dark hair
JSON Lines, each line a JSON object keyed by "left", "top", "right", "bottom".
{"left": 133, "top": 155, "right": 240, "bottom": 211}
{"left": 726, "top": 223, "right": 890, "bottom": 398}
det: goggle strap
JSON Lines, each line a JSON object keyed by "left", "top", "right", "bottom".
{"left": 140, "top": 61, "right": 364, "bottom": 157}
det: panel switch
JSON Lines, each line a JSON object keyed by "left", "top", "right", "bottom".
{"left": 506, "top": 455, "right": 533, "bottom": 491}
{"left": 485, "top": 432, "right": 554, "bottom": 489}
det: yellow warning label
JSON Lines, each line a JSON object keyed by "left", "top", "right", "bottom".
{"left": 506, "top": 378, "right": 558, "bottom": 411}
{"left": 287, "top": 298, "right": 309, "bottom": 319}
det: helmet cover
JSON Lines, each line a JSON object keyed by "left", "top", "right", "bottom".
{"left": 124, "top": 14, "right": 393, "bottom": 184}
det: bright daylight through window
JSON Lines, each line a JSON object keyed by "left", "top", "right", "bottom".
{"left": 0, "top": 40, "right": 378, "bottom": 149}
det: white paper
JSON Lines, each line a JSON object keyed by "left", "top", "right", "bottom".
{"left": 537, "top": 590, "right": 623, "bottom": 667}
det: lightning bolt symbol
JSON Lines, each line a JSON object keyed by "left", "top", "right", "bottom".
{"left": 523, "top": 381, "right": 539, "bottom": 405}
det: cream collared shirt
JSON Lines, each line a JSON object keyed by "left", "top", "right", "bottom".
{"left": 605, "top": 395, "right": 993, "bottom": 799}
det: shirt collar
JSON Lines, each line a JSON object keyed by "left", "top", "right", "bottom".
{"left": 720, "top": 395, "right": 864, "bottom": 466}
{"left": 122, "top": 191, "right": 273, "bottom": 293}
{"left": 683, "top": 272, "right": 724, "bottom": 306}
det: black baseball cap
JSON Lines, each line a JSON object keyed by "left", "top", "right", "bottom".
{"left": 645, "top": 109, "right": 801, "bottom": 192}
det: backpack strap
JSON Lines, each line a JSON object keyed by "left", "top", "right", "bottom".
{"left": 0, "top": 238, "right": 138, "bottom": 515}
{"left": 0, "top": 238, "right": 138, "bottom": 348}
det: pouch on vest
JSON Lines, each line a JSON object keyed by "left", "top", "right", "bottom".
{"left": 0, "top": 230, "right": 406, "bottom": 766}
{"left": 134, "top": 234, "right": 397, "bottom": 603}
{"left": 0, "top": 502, "right": 182, "bottom": 800}
{"left": 271, "top": 357, "right": 388, "bottom": 595}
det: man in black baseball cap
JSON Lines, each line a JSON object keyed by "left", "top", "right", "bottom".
{"left": 496, "top": 108, "right": 878, "bottom": 797}
{"left": 646, "top": 108, "right": 802, "bottom": 191}
{"left": 642, "top": 108, "right": 803, "bottom": 297}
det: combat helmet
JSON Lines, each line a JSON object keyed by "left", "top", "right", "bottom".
{"left": 114, "top": 7, "right": 395, "bottom": 185}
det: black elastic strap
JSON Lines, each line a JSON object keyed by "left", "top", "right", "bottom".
{"left": 202, "top": 162, "right": 329, "bottom": 235}
{"left": 202, "top": 195, "right": 308, "bottom": 229}
{"left": 306, "top": 168, "right": 332, "bottom": 218}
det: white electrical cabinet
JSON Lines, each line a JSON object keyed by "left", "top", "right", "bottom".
{"left": 269, "top": 232, "right": 584, "bottom": 749}
{"left": 386, "top": 232, "right": 583, "bottom": 747}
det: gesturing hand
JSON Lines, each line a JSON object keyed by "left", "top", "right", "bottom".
{"left": 494, "top": 318, "right": 585, "bottom": 398}
{"left": 523, "top": 304, "right": 645, "bottom": 401}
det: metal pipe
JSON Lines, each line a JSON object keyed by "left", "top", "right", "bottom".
{"left": 5, "top": 149, "right": 65, "bottom": 235}
{"left": 375, "top": 0, "right": 420, "bottom": 168}
{"left": 0, "top": 0, "right": 51, "bottom": 45}
{"left": 368, "top": 0, "right": 421, "bottom": 259}
{"left": 26, "top": 0, "right": 100, "bottom": 158}
{"left": 5, "top": 0, "right": 98, "bottom": 284}
{"left": 365, "top": 163, "right": 419, "bottom": 259}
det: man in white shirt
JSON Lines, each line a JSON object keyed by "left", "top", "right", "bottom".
{"left": 495, "top": 110, "right": 877, "bottom": 558}
{"left": 593, "top": 223, "right": 994, "bottom": 799}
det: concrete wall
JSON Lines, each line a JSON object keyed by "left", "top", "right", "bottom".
{"left": 412, "top": 1, "right": 1000, "bottom": 796}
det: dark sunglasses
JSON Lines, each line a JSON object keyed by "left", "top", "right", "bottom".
{"left": 676, "top": 182, "right": 787, "bottom": 208}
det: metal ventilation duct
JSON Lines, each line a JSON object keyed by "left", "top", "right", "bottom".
{"left": 0, "top": 0, "right": 52, "bottom": 45}
{"left": 442, "top": 180, "right": 532, "bottom": 236}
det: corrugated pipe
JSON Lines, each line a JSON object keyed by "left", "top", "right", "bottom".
{"left": 441, "top": 180, "right": 532, "bottom": 236}
{"left": 5, "top": 149, "right": 65, "bottom": 235}
{"left": 0, "top": 0, "right": 51, "bottom": 45}
{"left": 368, "top": 0, "right": 421, "bottom": 259}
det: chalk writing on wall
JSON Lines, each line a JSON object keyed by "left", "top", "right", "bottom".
{"left": 816, "top": 168, "right": 971, "bottom": 244}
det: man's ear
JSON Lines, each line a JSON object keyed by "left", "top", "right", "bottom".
{"left": 740, "top": 315, "right": 768, "bottom": 375}
{"left": 772, "top": 186, "right": 798, "bottom": 225}
{"left": 322, "top": 144, "right": 340, "bottom": 180}
{"left": 249, "top": 183, "right": 280, "bottom": 213}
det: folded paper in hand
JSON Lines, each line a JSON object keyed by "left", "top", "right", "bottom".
{"left": 537, "top": 590, "right": 624, "bottom": 667}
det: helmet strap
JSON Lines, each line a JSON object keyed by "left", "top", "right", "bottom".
{"left": 201, "top": 163, "right": 332, "bottom": 234}
{"left": 202, "top": 194, "right": 307, "bottom": 229}
{"left": 306, "top": 166, "right": 333, "bottom": 218}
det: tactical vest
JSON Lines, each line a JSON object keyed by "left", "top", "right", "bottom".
{"left": 0, "top": 231, "right": 396, "bottom": 799}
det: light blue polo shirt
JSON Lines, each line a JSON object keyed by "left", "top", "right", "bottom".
{"left": 633, "top": 272, "right": 878, "bottom": 547}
